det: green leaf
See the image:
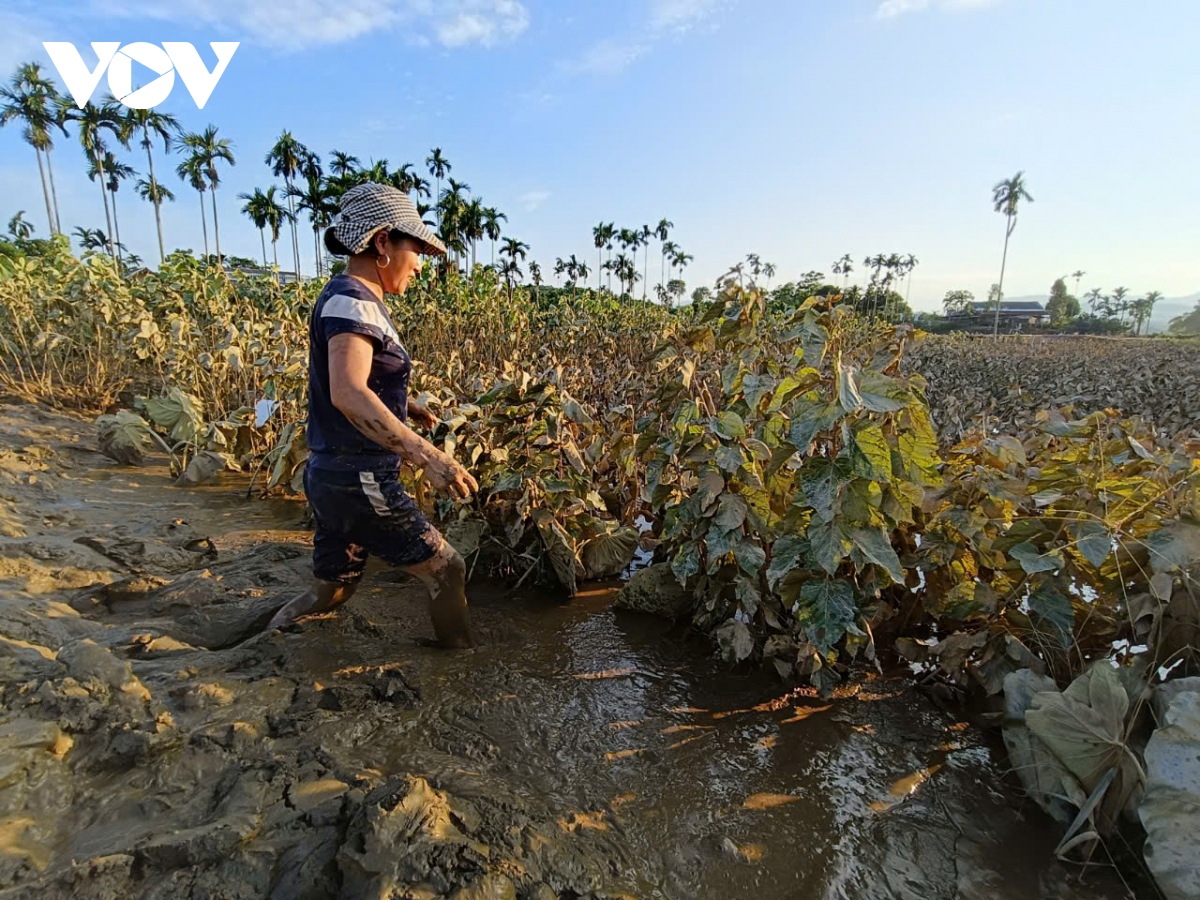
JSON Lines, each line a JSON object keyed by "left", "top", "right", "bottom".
{"left": 897, "top": 426, "right": 942, "bottom": 487}
{"left": 852, "top": 423, "right": 892, "bottom": 482}
{"left": 716, "top": 618, "right": 755, "bottom": 663}
{"left": 797, "top": 579, "right": 856, "bottom": 655}
{"left": 733, "top": 539, "right": 766, "bottom": 575}
{"left": 856, "top": 370, "right": 910, "bottom": 413}
{"left": 1070, "top": 521, "right": 1113, "bottom": 569}
{"left": 767, "top": 534, "right": 807, "bottom": 590}
{"left": 694, "top": 470, "right": 725, "bottom": 514}
{"left": 789, "top": 400, "right": 839, "bottom": 451}
{"left": 1010, "top": 541, "right": 1063, "bottom": 575}
{"left": 735, "top": 575, "right": 762, "bottom": 615}
{"left": 715, "top": 493, "right": 748, "bottom": 533}
{"left": 581, "top": 527, "right": 640, "bottom": 580}
{"left": 1028, "top": 580, "right": 1075, "bottom": 648}
{"left": 712, "top": 411, "right": 747, "bottom": 440}
{"left": 799, "top": 457, "right": 842, "bottom": 523}
{"left": 671, "top": 540, "right": 701, "bottom": 586}
{"left": 716, "top": 444, "right": 745, "bottom": 473}
{"left": 836, "top": 362, "right": 865, "bottom": 413}
{"left": 850, "top": 527, "right": 905, "bottom": 585}
{"left": 807, "top": 519, "right": 851, "bottom": 575}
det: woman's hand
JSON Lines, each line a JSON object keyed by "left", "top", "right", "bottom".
{"left": 424, "top": 449, "right": 479, "bottom": 501}
{"left": 407, "top": 397, "right": 439, "bottom": 431}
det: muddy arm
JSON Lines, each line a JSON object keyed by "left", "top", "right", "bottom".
{"left": 327, "top": 333, "right": 476, "bottom": 500}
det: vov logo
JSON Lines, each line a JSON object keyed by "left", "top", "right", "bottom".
{"left": 43, "top": 42, "right": 239, "bottom": 110}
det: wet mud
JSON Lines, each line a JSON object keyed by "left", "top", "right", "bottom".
{"left": 0, "top": 404, "right": 1132, "bottom": 898}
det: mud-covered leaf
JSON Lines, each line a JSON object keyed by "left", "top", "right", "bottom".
{"left": 1070, "top": 521, "right": 1113, "bottom": 569}
{"left": 175, "top": 450, "right": 229, "bottom": 487}
{"left": 535, "top": 511, "right": 581, "bottom": 597}
{"left": 581, "top": 527, "right": 639, "bottom": 580}
{"left": 717, "top": 618, "right": 755, "bottom": 663}
{"left": 1025, "top": 663, "right": 1129, "bottom": 793}
{"left": 142, "top": 387, "right": 206, "bottom": 445}
{"left": 96, "top": 410, "right": 160, "bottom": 466}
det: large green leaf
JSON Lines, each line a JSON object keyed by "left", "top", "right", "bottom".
{"left": 851, "top": 423, "right": 892, "bottom": 482}
{"left": 797, "top": 579, "right": 856, "bottom": 655}
{"left": 799, "top": 457, "right": 842, "bottom": 523}
{"left": 733, "top": 538, "right": 766, "bottom": 575}
{"left": 1028, "top": 579, "right": 1075, "bottom": 648}
{"left": 712, "top": 411, "right": 747, "bottom": 440}
{"left": 715, "top": 493, "right": 748, "bottom": 533}
{"left": 143, "top": 387, "right": 206, "bottom": 445}
{"left": 856, "top": 370, "right": 910, "bottom": 413}
{"left": 671, "top": 540, "right": 701, "bottom": 586}
{"left": 1010, "top": 541, "right": 1063, "bottom": 575}
{"left": 767, "top": 534, "right": 806, "bottom": 590}
{"left": 850, "top": 527, "right": 904, "bottom": 585}
{"left": 1070, "top": 521, "right": 1113, "bottom": 569}
{"left": 807, "top": 519, "right": 851, "bottom": 575}
{"left": 694, "top": 470, "right": 725, "bottom": 514}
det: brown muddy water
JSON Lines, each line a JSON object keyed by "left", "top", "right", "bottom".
{"left": 0, "top": 404, "right": 1134, "bottom": 898}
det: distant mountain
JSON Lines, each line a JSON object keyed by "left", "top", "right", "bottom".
{"left": 1004, "top": 293, "right": 1199, "bottom": 333}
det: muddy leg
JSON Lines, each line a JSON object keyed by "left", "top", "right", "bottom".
{"left": 268, "top": 579, "right": 359, "bottom": 629}
{"left": 400, "top": 541, "right": 472, "bottom": 649}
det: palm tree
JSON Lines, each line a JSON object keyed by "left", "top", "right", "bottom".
{"left": 671, "top": 249, "right": 693, "bottom": 284}
{"left": 483, "top": 207, "right": 507, "bottom": 266}
{"left": 426, "top": 148, "right": 451, "bottom": 226}
{"left": 72, "top": 101, "right": 125, "bottom": 256}
{"left": 640, "top": 224, "right": 654, "bottom": 301}
{"left": 1071, "top": 270, "right": 1086, "bottom": 300}
{"left": 0, "top": 64, "right": 69, "bottom": 234}
{"left": 263, "top": 186, "right": 290, "bottom": 269}
{"left": 763, "top": 262, "right": 777, "bottom": 289}
{"left": 1108, "top": 286, "right": 1130, "bottom": 325}
{"left": 328, "top": 150, "right": 360, "bottom": 178}
{"left": 266, "top": 131, "right": 309, "bottom": 276}
{"left": 460, "top": 198, "right": 485, "bottom": 270}
{"left": 833, "top": 253, "right": 854, "bottom": 290}
{"left": 88, "top": 151, "right": 134, "bottom": 262}
{"left": 903, "top": 254, "right": 919, "bottom": 309}
{"left": 239, "top": 188, "right": 271, "bottom": 265}
{"left": 990, "top": 171, "right": 1033, "bottom": 338}
{"left": 175, "top": 154, "right": 210, "bottom": 259}
{"left": 181, "top": 126, "right": 235, "bottom": 263}
{"left": 72, "top": 226, "right": 108, "bottom": 252}
{"left": 125, "top": 107, "right": 179, "bottom": 263}
{"left": 291, "top": 173, "right": 335, "bottom": 277}
{"left": 655, "top": 218, "right": 673, "bottom": 294}
{"left": 592, "top": 222, "right": 614, "bottom": 291}
{"left": 1084, "top": 287, "right": 1104, "bottom": 316}
{"left": 1137, "top": 290, "right": 1163, "bottom": 335}
{"left": 499, "top": 236, "right": 528, "bottom": 299}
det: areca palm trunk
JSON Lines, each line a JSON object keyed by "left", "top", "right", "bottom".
{"left": 34, "top": 148, "right": 54, "bottom": 235}
{"left": 992, "top": 216, "right": 1013, "bottom": 338}
{"left": 259, "top": 228, "right": 268, "bottom": 266}
{"left": 46, "top": 150, "right": 62, "bottom": 233}
{"left": 271, "top": 234, "right": 279, "bottom": 269}
{"left": 94, "top": 154, "right": 116, "bottom": 258}
{"left": 110, "top": 186, "right": 122, "bottom": 264}
{"left": 285, "top": 176, "right": 300, "bottom": 277}
{"left": 143, "top": 133, "right": 166, "bottom": 262}
{"left": 210, "top": 185, "right": 221, "bottom": 262}
{"left": 312, "top": 226, "right": 321, "bottom": 278}
{"left": 197, "top": 190, "right": 209, "bottom": 259}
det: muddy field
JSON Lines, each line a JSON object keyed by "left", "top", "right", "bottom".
{"left": 0, "top": 403, "right": 1134, "bottom": 898}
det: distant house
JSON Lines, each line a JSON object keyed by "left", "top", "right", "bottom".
{"left": 953, "top": 300, "right": 1049, "bottom": 329}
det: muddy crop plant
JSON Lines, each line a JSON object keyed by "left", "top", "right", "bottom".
{"left": 1, "top": 236, "right": 1197, "bottom": 703}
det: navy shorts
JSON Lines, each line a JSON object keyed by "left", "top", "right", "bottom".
{"left": 304, "top": 464, "right": 442, "bottom": 584}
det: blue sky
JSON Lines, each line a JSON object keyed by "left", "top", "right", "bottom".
{"left": 1, "top": 0, "right": 1197, "bottom": 310}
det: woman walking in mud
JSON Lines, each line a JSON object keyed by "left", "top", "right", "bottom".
{"left": 269, "top": 182, "right": 478, "bottom": 647}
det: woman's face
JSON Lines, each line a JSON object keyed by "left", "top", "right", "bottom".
{"left": 377, "top": 235, "right": 424, "bottom": 294}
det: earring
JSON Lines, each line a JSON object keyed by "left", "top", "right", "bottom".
{"left": 375, "top": 253, "right": 392, "bottom": 270}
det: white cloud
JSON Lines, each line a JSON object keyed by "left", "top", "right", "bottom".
{"left": 566, "top": 38, "right": 647, "bottom": 76}
{"left": 83, "top": 0, "right": 529, "bottom": 50}
{"left": 875, "top": 0, "right": 999, "bottom": 20}
{"left": 517, "top": 190, "right": 550, "bottom": 212}
{"left": 650, "top": 0, "right": 726, "bottom": 33}
{"left": 566, "top": 0, "right": 730, "bottom": 77}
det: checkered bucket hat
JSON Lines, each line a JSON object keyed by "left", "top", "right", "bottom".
{"left": 328, "top": 182, "right": 446, "bottom": 257}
